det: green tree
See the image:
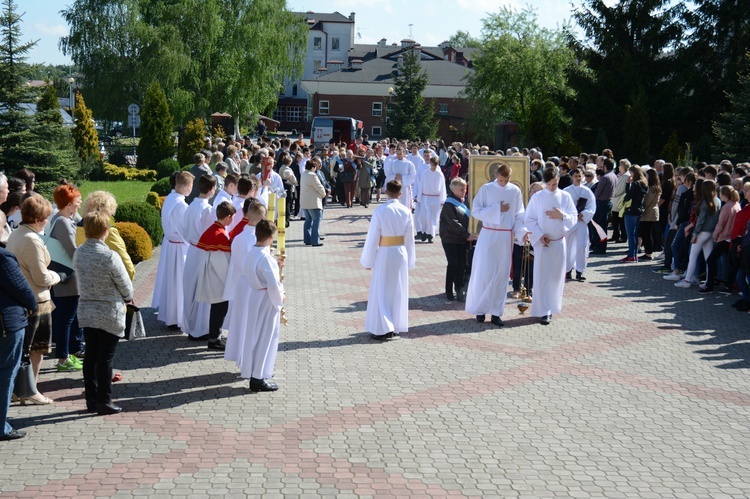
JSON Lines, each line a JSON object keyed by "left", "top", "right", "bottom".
{"left": 465, "top": 6, "right": 576, "bottom": 152}
{"left": 621, "top": 88, "right": 650, "bottom": 164}
{"left": 137, "top": 81, "right": 174, "bottom": 169}
{"left": 713, "top": 59, "right": 750, "bottom": 163}
{"left": 389, "top": 46, "right": 438, "bottom": 141}
{"left": 448, "top": 30, "right": 481, "bottom": 48}
{"left": 178, "top": 117, "right": 206, "bottom": 166}
{"left": 36, "top": 81, "right": 62, "bottom": 125}
{"left": 72, "top": 92, "right": 99, "bottom": 162}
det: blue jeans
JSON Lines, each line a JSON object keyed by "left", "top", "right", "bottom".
{"left": 303, "top": 208, "right": 322, "bottom": 245}
{"left": 0, "top": 327, "right": 25, "bottom": 435}
{"left": 738, "top": 269, "right": 750, "bottom": 301}
{"left": 624, "top": 214, "right": 640, "bottom": 258}
{"left": 52, "top": 294, "right": 79, "bottom": 360}
{"left": 671, "top": 222, "right": 688, "bottom": 271}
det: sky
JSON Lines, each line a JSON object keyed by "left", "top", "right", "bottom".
{"left": 17, "top": 0, "right": 578, "bottom": 66}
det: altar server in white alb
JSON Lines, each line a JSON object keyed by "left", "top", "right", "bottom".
{"left": 413, "top": 149, "right": 433, "bottom": 240}
{"left": 237, "top": 220, "right": 285, "bottom": 392}
{"left": 182, "top": 174, "right": 216, "bottom": 340}
{"left": 224, "top": 198, "right": 266, "bottom": 368}
{"left": 563, "top": 167, "right": 596, "bottom": 282}
{"left": 360, "top": 180, "right": 416, "bottom": 340}
{"left": 465, "top": 163, "right": 528, "bottom": 327}
{"left": 415, "top": 156, "right": 447, "bottom": 243}
{"left": 384, "top": 147, "right": 417, "bottom": 210}
{"left": 524, "top": 167, "right": 577, "bottom": 325}
{"left": 152, "top": 171, "right": 194, "bottom": 329}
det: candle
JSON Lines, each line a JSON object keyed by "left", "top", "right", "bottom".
{"left": 276, "top": 196, "right": 286, "bottom": 252}
{"left": 266, "top": 192, "right": 276, "bottom": 222}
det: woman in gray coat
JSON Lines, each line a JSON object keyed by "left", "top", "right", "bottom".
{"left": 73, "top": 212, "right": 134, "bottom": 415}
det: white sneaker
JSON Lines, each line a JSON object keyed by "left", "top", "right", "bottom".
{"left": 675, "top": 279, "right": 692, "bottom": 288}
{"left": 664, "top": 272, "right": 682, "bottom": 281}
{"left": 655, "top": 252, "right": 665, "bottom": 260}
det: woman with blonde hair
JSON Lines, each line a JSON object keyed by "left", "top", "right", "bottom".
{"left": 676, "top": 180, "right": 721, "bottom": 288}
{"left": 700, "top": 185, "right": 741, "bottom": 293}
{"left": 6, "top": 196, "right": 64, "bottom": 404}
{"left": 75, "top": 191, "right": 134, "bottom": 281}
{"left": 620, "top": 166, "right": 648, "bottom": 262}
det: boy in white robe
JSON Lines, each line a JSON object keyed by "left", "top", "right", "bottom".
{"left": 182, "top": 174, "right": 216, "bottom": 340}
{"left": 360, "top": 180, "right": 416, "bottom": 340}
{"left": 384, "top": 148, "right": 417, "bottom": 211}
{"left": 563, "top": 167, "right": 596, "bottom": 281}
{"left": 412, "top": 149, "right": 433, "bottom": 239}
{"left": 152, "top": 171, "right": 194, "bottom": 329}
{"left": 465, "top": 164, "right": 529, "bottom": 327}
{"left": 212, "top": 173, "right": 238, "bottom": 211}
{"left": 195, "top": 201, "right": 236, "bottom": 350}
{"left": 238, "top": 220, "right": 285, "bottom": 392}
{"left": 224, "top": 199, "right": 266, "bottom": 366}
{"left": 415, "top": 156, "right": 447, "bottom": 243}
{"left": 524, "top": 167, "right": 578, "bottom": 325}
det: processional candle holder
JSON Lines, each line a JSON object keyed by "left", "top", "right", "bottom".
{"left": 517, "top": 242, "right": 533, "bottom": 314}
{"left": 275, "top": 191, "right": 288, "bottom": 326}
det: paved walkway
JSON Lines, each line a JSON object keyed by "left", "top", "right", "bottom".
{"left": 2, "top": 202, "right": 749, "bottom": 498}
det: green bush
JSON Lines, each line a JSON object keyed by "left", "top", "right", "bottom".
{"left": 113, "top": 201, "right": 163, "bottom": 246}
{"left": 103, "top": 163, "right": 157, "bottom": 182}
{"left": 145, "top": 191, "right": 162, "bottom": 211}
{"left": 115, "top": 222, "right": 153, "bottom": 264}
{"left": 156, "top": 158, "right": 181, "bottom": 180}
{"left": 178, "top": 118, "right": 206, "bottom": 166}
{"left": 150, "top": 177, "right": 172, "bottom": 196}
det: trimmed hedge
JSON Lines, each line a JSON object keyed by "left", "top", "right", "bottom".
{"left": 113, "top": 201, "right": 163, "bottom": 246}
{"left": 150, "top": 177, "right": 172, "bottom": 196}
{"left": 103, "top": 163, "right": 158, "bottom": 182}
{"left": 145, "top": 191, "right": 162, "bottom": 211}
{"left": 114, "top": 222, "right": 153, "bottom": 264}
{"left": 156, "top": 158, "right": 181, "bottom": 180}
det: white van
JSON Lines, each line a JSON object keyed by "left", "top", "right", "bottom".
{"left": 310, "top": 116, "right": 363, "bottom": 151}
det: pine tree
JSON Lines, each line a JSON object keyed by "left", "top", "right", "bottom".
{"left": 36, "top": 81, "right": 62, "bottom": 125}
{"left": 389, "top": 47, "right": 438, "bottom": 141}
{"left": 714, "top": 59, "right": 750, "bottom": 163}
{"left": 622, "top": 88, "right": 650, "bottom": 164}
{"left": 177, "top": 118, "right": 206, "bottom": 166}
{"left": 72, "top": 92, "right": 99, "bottom": 162}
{"left": 136, "top": 81, "right": 175, "bottom": 169}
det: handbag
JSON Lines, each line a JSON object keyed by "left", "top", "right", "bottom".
{"left": 42, "top": 217, "right": 74, "bottom": 269}
{"left": 13, "top": 358, "right": 38, "bottom": 399}
{"left": 124, "top": 304, "right": 145, "bottom": 340}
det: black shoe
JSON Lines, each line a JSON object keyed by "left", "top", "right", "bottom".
{"left": 0, "top": 429, "right": 26, "bottom": 441}
{"left": 249, "top": 378, "right": 279, "bottom": 392}
{"left": 97, "top": 403, "right": 123, "bottom": 415}
{"left": 86, "top": 400, "right": 97, "bottom": 413}
{"left": 416, "top": 232, "right": 424, "bottom": 241}
{"left": 576, "top": 272, "right": 586, "bottom": 281}
{"left": 490, "top": 315, "right": 504, "bottom": 327}
{"left": 188, "top": 334, "right": 210, "bottom": 341}
{"left": 72, "top": 350, "right": 86, "bottom": 359}
{"left": 698, "top": 287, "right": 713, "bottom": 294}
{"left": 456, "top": 288, "right": 466, "bottom": 303}
{"left": 207, "top": 338, "right": 226, "bottom": 351}
{"left": 718, "top": 287, "right": 733, "bottom": 295}
{"left": 476, "top": 315, "right": 486, "bottom": 323}
{"left": 167, "top": 324, "right": 181, "bottom": 331}
{"left": 566, "top": 271, "right": 573, "bottom": 280}
{"left": 426, "top": 235, "right": 433, "bottom": 243}
{"left": 540, "top": 314, "right": 551, "bottom": 325}
{"left": 370, "top": 332, "right": 395, "bottom": 341}
{"left": 313, "top": 243, "right": 324, "bottom": 247}
{"left": 446, "top": 293, "right": 455, "bottom": 301}
{"left": 320, "top": 237, "right": 326, "bottom": 240}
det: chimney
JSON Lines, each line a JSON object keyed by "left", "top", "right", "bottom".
{"left": 351, "top": 59, "right": 363, "bottom": 69}
{"left": 413, "top": 43, "right": 422, "bottom": 60}
{"left": 349, "top": 12, "right": 355, "bottom": 22}
{"left": 401, "top": 39, "right": 414, "bottom": 48}
{"left": 377, "top": 38, "right": 387, "bottom": 47}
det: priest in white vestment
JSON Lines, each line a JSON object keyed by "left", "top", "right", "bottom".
{"left": 465, "top": 164, "right": 528, "bottom": 327}
{"left": 524, "top": 167, "right": 577, "bottom": 325}
{"left": 237, "top": 220, "right": 285, "bottom": 392}
{"left": 152, "top": 173, "right": 193, "bottom": 328}
{"left": 182, "top": 174, "right": 216, "bottom": 339}
{"left": 360, "top": 180, "right": 416, "bottom": 339}
{"left": 563, "top": 168, "right": 596, "bottom": 281}
{"left": 415, "top": 156, "right": 447, "bottom": 242}
{"left": 384, "top": 148, "right": 417, "bottom": 211}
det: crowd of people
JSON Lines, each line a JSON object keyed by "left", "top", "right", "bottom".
{"left": 2, "top": 132, "right": 749, "bottom": 443}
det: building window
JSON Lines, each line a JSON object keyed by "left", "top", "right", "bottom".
{"left": 331, "top": 37, "right": 340, "bottom": 51}
{"left": 372, "top": 101, "right": 383, "bottom": 117}
{"left": 372, "top": 126, "right": 382, "bottom": 137}
{"left": 438, "top": 103, "right": 449, "bottom": 115}
{"left": 313, "top": 37, "right": 322, "bottom": 50}
{"left": 273, "top": 106, "right": 284, "bottom": 121}
{"left": 286, "top": 106, "right": 301, "bottom": 122}
{"left": 292, "top": 84, "right": 298, "bottom": 96}
{"left": 319, "top": 100, "right": 329, "bottom": 115}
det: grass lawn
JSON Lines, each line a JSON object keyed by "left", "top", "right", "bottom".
{"left": 78, "top": 181, "right": 154, "bottom": 205}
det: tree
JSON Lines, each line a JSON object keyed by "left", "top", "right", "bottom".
{"left": 713, "top": 59, "right": 750, "bottom": 163}
{"left": 36, "top": 81, "right": 62, "bottom": 125}
{"left": 72, "top": 92, "right": 99, "bottom": 162}
{"left": 178, "top": 117, "right": 206, "bottom": 166}
{"left": 448, "top": 30, "right": 481, "bottom": 48}
{"left": 60, "top": 0, "right": 307, "bottom": 126}
{"left": 389, "top": 46, "right": 438, "bottom": 141}
{"left": 465, "top": 6, "right": 577, "bottom": 152}
{"left": 621, "top": 87, "right": 650, "bottom": 164}
{"left": 571, "top": 0, "right": 684, "bottom": 156}
{"left": 137, "top": 81, "right": 174, "bottom": 169}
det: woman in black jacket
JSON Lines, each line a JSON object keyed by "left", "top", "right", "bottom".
{"left": 0, "top": 245, "right": 37, "bottom": 440}
{"left": 438, "top": 177, "right": 475, "bottom": 301}
{"left": 621, "top": 166, "right": 648, "bottom": 262}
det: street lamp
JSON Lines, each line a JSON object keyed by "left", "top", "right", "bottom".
{"left": 386, "top": 87, "right": 394, "bottom": 137}
{"left": 68, "top": 77, "right": 75, "bottom": 110}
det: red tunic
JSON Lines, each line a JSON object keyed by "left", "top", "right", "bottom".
{"left": 197, "top": 222, "right": 231, "bottom": 253}
{"left": 229, "top": 218, "right": 249, "bottom": 242}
